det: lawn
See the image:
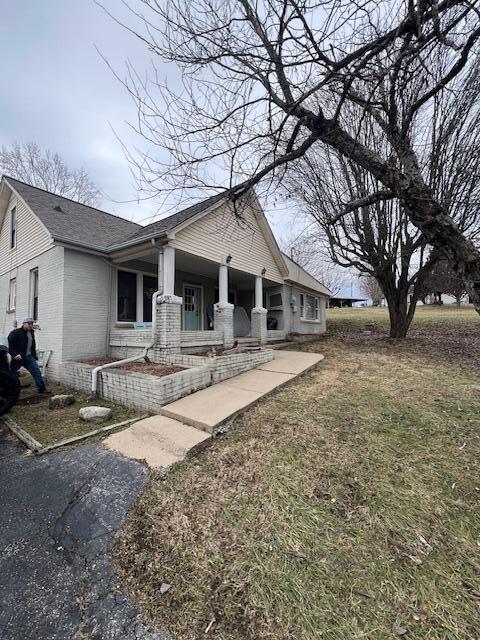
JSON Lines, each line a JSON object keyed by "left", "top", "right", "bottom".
{"left": 115, "top": 305, "right": 480, "bottom": 640}
{"left": 9, "top": 380, "right": 138, "bottom": 447}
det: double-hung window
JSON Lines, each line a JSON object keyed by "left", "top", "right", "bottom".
{"left": 10, "top": 207, "right": 16, "bottom": 248}
{"left": 8, "top": 278, "right": 16, "bottom": 312}
{"left": 300, "top": 293, "right": 320, "bottom": 321}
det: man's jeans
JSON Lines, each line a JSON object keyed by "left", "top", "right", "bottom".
{"left": 11, "top": 355, "right": 46, "bottom": 392}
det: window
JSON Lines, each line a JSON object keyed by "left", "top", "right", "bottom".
{"left": 269, "top": 292, "right": 282, "bottom": 308}
{"left": 30, "top": 268, "right": 39, "bottom": 320}
{"left": 10, "top": 207, "right": 16, "bottom": 249}
{"left": 117, "top": 270, "right": 137, "bottom": 321}
{"left": 300, "top": 293, "right": 320, "bottom": 321}
{"left": 8, "top": 278, "right": 16, "bottom": 311}
{"left": 143, "top": 275, "right": 157, "bottom": 323}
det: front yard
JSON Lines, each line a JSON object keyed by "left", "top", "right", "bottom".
{"left": 9, "top": 381, "right": 138, "bottom": 447}
{"left": 115, "top": 306, "right": 480, "bottom": 639}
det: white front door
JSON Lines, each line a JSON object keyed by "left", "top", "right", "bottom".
{"left": 183, "top": 284, "right": 203, "bottom": 330}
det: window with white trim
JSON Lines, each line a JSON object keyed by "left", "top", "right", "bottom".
{"left": 8, "top": 278, "right": 16, "bottom": 311}
{"left": 300, "top": 293, "right": 320, "bottom": 321}
{"left": 10, "top": 207, "right": 17, "bottom": 249}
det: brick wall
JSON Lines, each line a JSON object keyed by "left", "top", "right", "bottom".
{"left": 62, "top": 348, "right": 274, "bottom": 413}
{"left": 61, "top": 361, "right": 211, "bottom": 414}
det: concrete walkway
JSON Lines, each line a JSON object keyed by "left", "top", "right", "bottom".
{"left": 105, "top": 349, "right": 323, "bottom": 468}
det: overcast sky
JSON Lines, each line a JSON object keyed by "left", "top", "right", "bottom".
{"left": 0, "top": 0, "right": 359, "bottom": 295}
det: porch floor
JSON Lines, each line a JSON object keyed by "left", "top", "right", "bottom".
{"left": 104, "top": 350, "right": 324, "bottom": 467}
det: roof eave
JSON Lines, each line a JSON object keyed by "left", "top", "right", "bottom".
{"left": 53, "top": 237, "right": 110, "bottom": 256}
{"left": 284, "top": 277, "right": 332, "bottom": 297}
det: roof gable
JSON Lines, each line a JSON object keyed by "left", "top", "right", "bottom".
{"left": 171, "top": 194, "right": 288, "bottom": 282}
{"left": 111, "top": 191, "right": 228, "bottom": 250}
{"left": 3, "top": 176, "right": 141, "bottom": 253}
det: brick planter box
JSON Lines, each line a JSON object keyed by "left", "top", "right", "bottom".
{"left": 61, "top": 348, "right": 273, "bottom": 414}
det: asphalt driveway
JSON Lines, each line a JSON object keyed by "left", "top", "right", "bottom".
{"left": 0, "top": 427, "right": 167, "bottom": 640}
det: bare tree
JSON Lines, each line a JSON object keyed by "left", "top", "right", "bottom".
{"left": 285, "top": 68, "right": 480, "bottom": 337}
{"left": 283, "top": 234, "right": 347, "bottom": 296}
{"left": 0, "top": 142, "right": 101, "bottom": 206}
{"left": 287, "top": 145, "right": 437, "bottom": 337}
{"left": 103, "top": 0, "right": 480, "bottom": 313}
{"left": 360, "top": 276, "right": 384, "bottom": 307}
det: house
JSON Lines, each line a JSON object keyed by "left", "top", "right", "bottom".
{"left": 0, "top": 176, "right": 331, "bottom": 380}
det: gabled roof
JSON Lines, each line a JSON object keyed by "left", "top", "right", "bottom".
{"left": 282, "top": 252, "right": 332, "bottom": 297}
{"left": 110, "top": 191, "right": 228, "bottom": 250}
{"left": 3, "top": 176, "right": 141, "bottom": 252}
{"left": 1, "top": 176, "right": 331, "bottom": 295}
{"left": 2, "top": 175, "right": 230, "bottom": 253}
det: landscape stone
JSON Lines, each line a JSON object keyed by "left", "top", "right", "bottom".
{"left": 79, "top": 406, "right": 112, "bottom": 423}
{"left": 49, "top": 394, "right": 75, "bottom": 410}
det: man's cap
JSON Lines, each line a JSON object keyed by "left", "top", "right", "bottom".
{"left": 22, "top": 317, "right": 34, "bottom": 324}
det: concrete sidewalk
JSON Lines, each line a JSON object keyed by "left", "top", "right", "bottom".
{"left": 104, "top": 349, "right": 324, "bottom": 468}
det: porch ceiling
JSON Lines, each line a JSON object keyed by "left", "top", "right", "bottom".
{"left": 115, "top": 249, "right": 281, "bottom": 290}
{"left": 176, "top": 251, "right": 280, "bottom": 289}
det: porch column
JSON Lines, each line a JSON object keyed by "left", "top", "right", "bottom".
{"left": 255, "top": 275, "right": 263, "bottom": 309}
{"left": 214, "top": 259, "right": 234, "bottom": 348}
{"left": 251, "top": 273, "right": 267, "bottom": 344}
{"left": 151, "top": 244, "right": 183, "bottom": 362}
{"left": 219, "top": 263, "right": 229, "bottom": 304}
{"left": 163, "top": 245, "right": 175, "bottom": 295}
{"left": 157, "top": 248, "right": 164, "bottom": 295}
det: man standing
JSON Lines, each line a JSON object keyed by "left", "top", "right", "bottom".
{"left": 8, "top": 318, "right": 48, "bottom": 394}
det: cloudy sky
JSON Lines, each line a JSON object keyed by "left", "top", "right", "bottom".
{"left": 0, "top": 0, "right": 359, "bottom": 295}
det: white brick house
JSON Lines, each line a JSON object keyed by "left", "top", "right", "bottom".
{"left": 0, "top": 176, "right": 331, "bottom": 380}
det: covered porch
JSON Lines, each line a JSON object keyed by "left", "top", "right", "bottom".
{"left": 109, "top": 244, "right": 287, "bottom": 355}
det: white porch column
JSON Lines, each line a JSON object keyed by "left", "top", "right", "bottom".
{"left": 255, "top": 275, "right": 263, "bottom": 309}
{"left": 214, "top": 259, "right": 234, "bottom": 348}
{"left": 157, "top": 248, "right": 164, "bottom": 295}
{"left": 163, "top": 245, "right": 175, "bottom": 295}
{"left": 219, "top": 263, "right": 229, "bottom": 304}
{"left": 151, "top": 244, "right": 183, "bottom": 362}
{"left": 251, "top": 272, "right": 267, "bottom": 344}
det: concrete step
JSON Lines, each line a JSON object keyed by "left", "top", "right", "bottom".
{"left": 160, "top": 350, "right": 324, "bottom": 433}
{"left": 103, "top": 415, "right": 210, "bottom": 469}
{"left": 104, "top": 350, "right": 324, "bottom": 468}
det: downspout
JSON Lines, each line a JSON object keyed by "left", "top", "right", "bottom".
{"left": 90, "top": 292, "right": 160, "bottom": 397}
{"left": 90, "top": 237, "right": 164, "bottom": 397}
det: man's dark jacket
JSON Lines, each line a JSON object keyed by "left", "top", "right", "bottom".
{"left": 8, "top": 328, "right": 38, "bottom": 360}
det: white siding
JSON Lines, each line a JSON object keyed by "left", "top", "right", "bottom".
{"left": 0, "top": 246, "right": 65, "bottom": 378}
{"left": 0, "top": 191, "right": 52, "bottom": 276}
{"left": 171, "top": 200, "right": 285, "bottom": 282}
{"left": 62, "top": 249, "right": 112, "bottom": 360}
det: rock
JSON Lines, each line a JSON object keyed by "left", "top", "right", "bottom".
{"left": 79, "top": 406, "right": 112, "bottom": 423}
{"left": 393, "top": 626, "right": 408, "bottom": 637}
{"left": 49, "top": 394, "right": 75, "bottom": 410}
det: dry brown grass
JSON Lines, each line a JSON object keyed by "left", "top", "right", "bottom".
{"left": 11, "top": 380, "right": 137, "bottom": 446}
{"left": 115, "top": 306, "right": 480, "bottom": 640}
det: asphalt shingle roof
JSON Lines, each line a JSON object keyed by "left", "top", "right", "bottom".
{"left": 113, "top": 191, "right": 228, "bottom": 248}
{"left": 5, "top": 177, "right": 141, "bottom": 252}
{"left": 4, "top": 176, "right": 229, "bottom": 253}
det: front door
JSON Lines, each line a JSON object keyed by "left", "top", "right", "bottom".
{"left": 183, "top": 284, "right": 203, "bottom": 330}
